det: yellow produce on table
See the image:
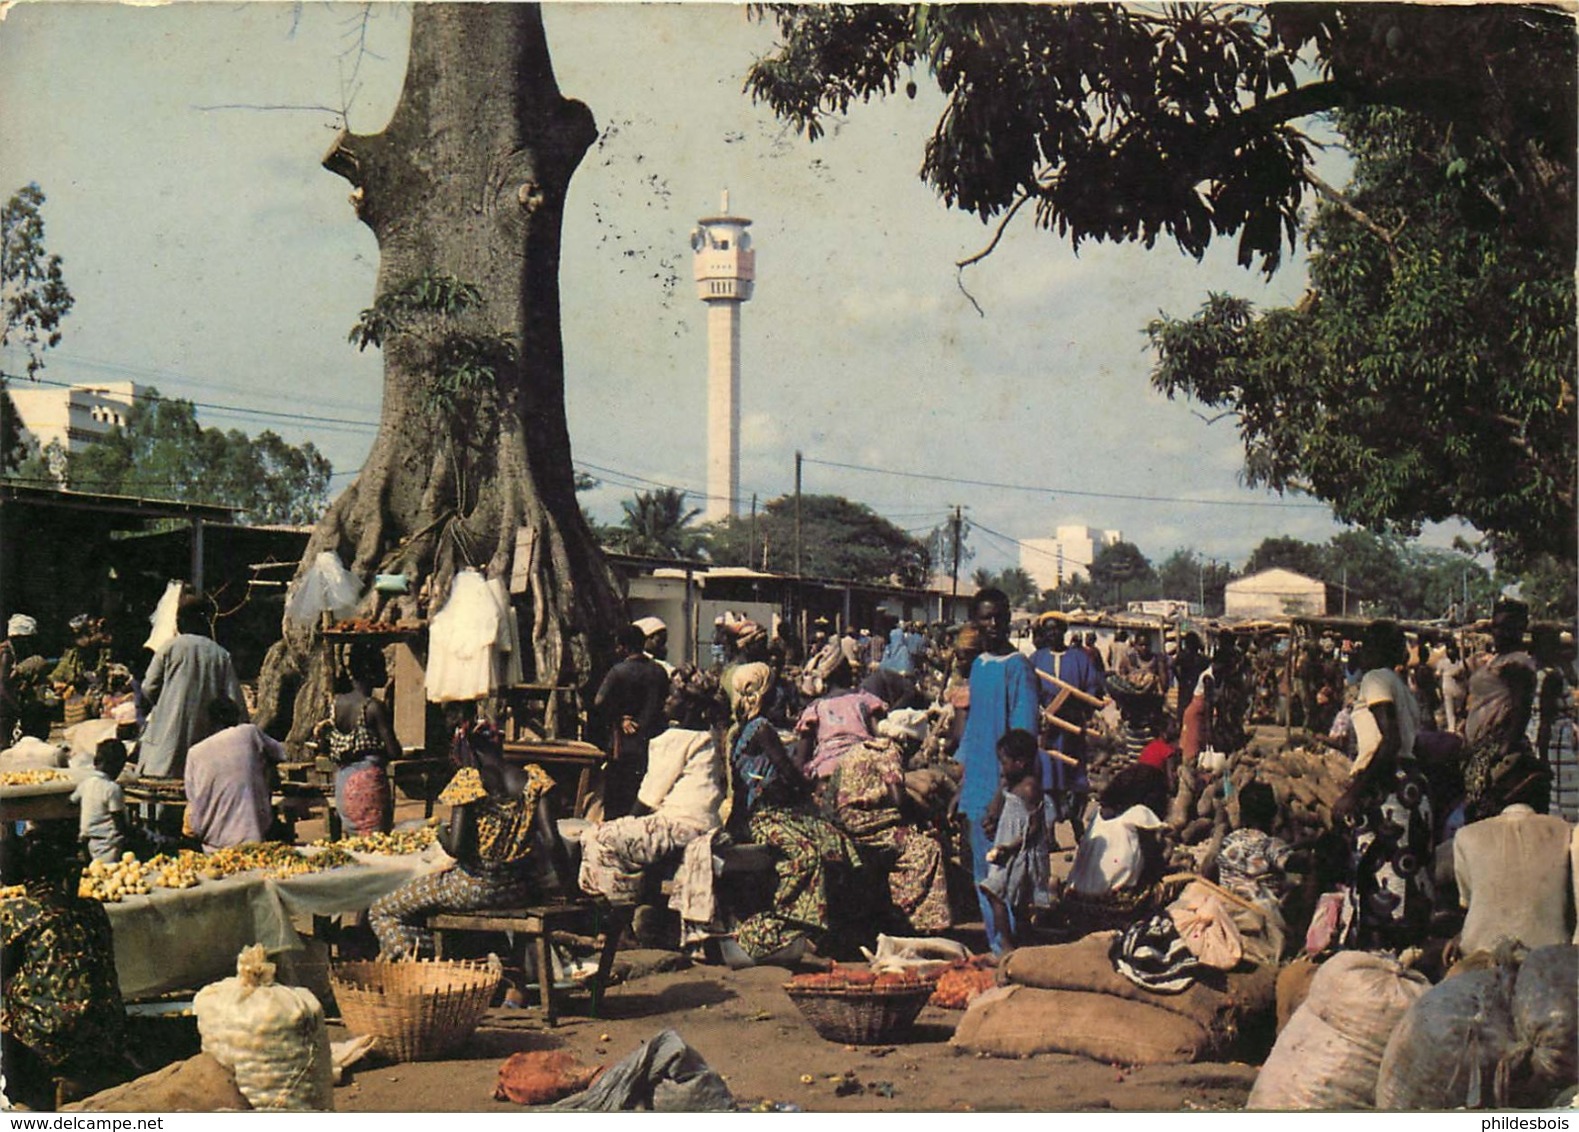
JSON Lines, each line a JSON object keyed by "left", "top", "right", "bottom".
{"left": 311, "top": 825, "right": 437, "bottom": 856}
{"left": 0, "top": 769, "right": 69, "bottom": 787}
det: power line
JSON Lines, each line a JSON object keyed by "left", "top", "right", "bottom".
{"left": 801, "top": 454, "right": 1330, "bottom": 510}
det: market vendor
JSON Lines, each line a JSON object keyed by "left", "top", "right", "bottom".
{"left": 137, "top": 598, "right": 245, "bottom": 779}
{"left": 0, "top": 614, "right": 45, "bottom": 749}
{"left": 320, "top": 643, "right": 400, "bottom": 835}
{"left": 1, "top": 823, "right": 131, "bottom": 1110}
{"left": 578, "top": 679, "right": 726, "bottom": 906}
{"left": 183, "top": 695, "right": 286, "bottom": 852}
{"left": 49, "top": 614, "right": 112, "bottom": 706}
{"left": 369, "top": 718, "right": 572, "bottom": 959}
{"left": 1462, "top": 598, "right": 1538, "bottom": 822}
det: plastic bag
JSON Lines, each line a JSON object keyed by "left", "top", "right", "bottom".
{"left": 1168, "top": 881, "right": 1244, "bottom": 970}
{"left": 1507, "top": 945, "right": 1579, "bottom": 1106}
{"left": 1374, "top": 966, "right": 1517, "bottom": 1110}
{"left": 1248, "top": 951, "right": 1429, "bottom": 1110}
{"left": 284, "top": 552, "right": 363, "bottom": 626}
{"left": 144, "top": 579, "right": 184, "bottom": 653}
{"left": 193, "top": 946, "right": 333, "bottom": 1111}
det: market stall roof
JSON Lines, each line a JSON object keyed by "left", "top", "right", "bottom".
{"left": 0, "top": 481, "right": 236, "bottom": 522}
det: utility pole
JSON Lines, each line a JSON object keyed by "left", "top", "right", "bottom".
{"left": 1342, "top": 565, "right": 1349, "bottom": 617}
{"left": 950, "top": 504, "right": 963, "bottom": 599}
{"left": 793, "top": 450, "right": 803, "bottom": 578}
{"left": 749, "top": 492, "right": 758, "bottom": 569}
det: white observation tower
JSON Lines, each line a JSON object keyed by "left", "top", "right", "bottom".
{"left": 691, "top": 190, "right": 755, "bottom": 523}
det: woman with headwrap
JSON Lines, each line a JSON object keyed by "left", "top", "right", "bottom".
{"left": 726, "top": 663, "right": 863, "bottom": 965}
{"left": 822, "top": 731, "right": 952, "bottom": 933}
{"left": 369, "top": 704, "right": 572, "bottom": 958}
{"left": 794, "top": 648, "right": 886, "bottom": 780}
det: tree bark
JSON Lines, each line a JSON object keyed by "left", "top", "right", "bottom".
{"left": 256, "top": 4, "right": 622, "bottom": 747}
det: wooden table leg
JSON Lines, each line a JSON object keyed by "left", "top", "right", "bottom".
{"left": 534, "top": 930, "right": 556, "bottom": 1026}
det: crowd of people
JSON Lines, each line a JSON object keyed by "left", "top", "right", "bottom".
{"left": 2, "top": 584, "right": 1575, "bottom": 1109}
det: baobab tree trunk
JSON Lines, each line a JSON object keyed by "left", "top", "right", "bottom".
{"left": 255, "top": 4, "right": 622, "bottom": 747}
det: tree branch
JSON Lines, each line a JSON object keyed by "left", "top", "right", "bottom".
{"left": 1303, "top": 169, "right": 1404, "bottom": 260}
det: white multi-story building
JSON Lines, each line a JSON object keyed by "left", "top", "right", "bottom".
{"left": 1021, "top": 524, "right": 1123, "bottom": 592}
{"left": 6, "top": 381, "right": 139, "bottom": 461}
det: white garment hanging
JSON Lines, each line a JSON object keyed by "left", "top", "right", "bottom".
{"left": 144, "top": 580, "right": 184, "bottom": 654}
{"left": 487, "top": 575, "right": 525, "bottom": 689}
{"left": 425, "top": 569, "right": 499, "bottom": 703}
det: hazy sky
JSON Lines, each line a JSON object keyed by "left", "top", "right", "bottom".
{"left": 0, "top": 1, "right": 1472, "bottom": 578}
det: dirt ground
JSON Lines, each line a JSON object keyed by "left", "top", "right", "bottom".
{"left": 324, "top": 953, "right": 1261, "bottom": 1114}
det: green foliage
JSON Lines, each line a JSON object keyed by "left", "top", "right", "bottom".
{"left": 2, "top": 184, "right": 76, "bottom": 472}
{"left": 706, "top": 493, "right": 929, "bottom": 586}
{"left": 1154, "top": 548, "right": 1231, "bottom": 615}
{"left": 605, "top": 488, "right": 705, "bottom": 559}
{"left": 66, "top": 389, "right": 331, "bottom": 525}
{"left": 1087, "top": 540, "right": 1154, "bottom": 608}
{"left": 747, "top": 5, "right": 1574, "bottom": 275}
{"left": 349, "top": 271, "right": 515, "bottom": 426}
{"left": 1243, "top": 536, "right": 1328, "bottom": 580}
{"left": 1507, "top": 554, "right": 1578, "bottom": 622}
{"left": 1240, "top": 531, "right": 1497, "bottom": 620}
{"left": 1150, "top": 106, "right": 1576, "bottom": 568}
{"left": 2, "top": 184, "right": 75, "bottom": 381}
{"left": 971, "top": 566, "right": 1038, "bottom": 608}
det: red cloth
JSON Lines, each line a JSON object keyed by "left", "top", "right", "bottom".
{"left": 1137, "top": 738, "right": 1177, "bottom": 770}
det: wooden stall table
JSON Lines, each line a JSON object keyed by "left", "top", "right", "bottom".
{"left": 502, "top": 738, "right": 605, "bottom": 818}
{"left": 0, "top": 767, "right": 91, "bottom": 823}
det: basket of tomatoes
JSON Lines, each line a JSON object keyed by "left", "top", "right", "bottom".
{"left": 783, "top": 965, "right": 936, "bottom": 1044}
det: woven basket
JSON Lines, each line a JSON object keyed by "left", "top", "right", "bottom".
{"left": 783, "top": 982, "right": 934, "bottom": 1045}
{"left": 331, "top": 958, "right": 500, "bottom": 1062}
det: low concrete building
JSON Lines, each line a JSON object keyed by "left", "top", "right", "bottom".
{"left": 1224, "top": 568, "right": 1328, "bottom": 619}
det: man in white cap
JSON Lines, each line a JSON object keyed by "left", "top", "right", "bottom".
{"left": 633, "top": 616, "right": 673, "bottom": 675}
{"left": 1, "top": 614, "right": 39, "bottom": 746}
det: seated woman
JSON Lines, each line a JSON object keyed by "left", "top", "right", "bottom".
{"left": 370, "top": 702, "right": 572, "bottom": 959}
{"left": 823, "top": 733, "right": 951, "bottom": 934}
{"left": 795, "top": 652, "right": 886, "bottom": 781}
{"left": 319, "top": 643, "right": 401, "bottom": 836}
{"left": 726, "top": 663, "right": 863, "bottom": 967}
{"left": 579, "top": 680, "right": 727, "bottom": 906}
{"left": 1, "top": 824, "right": 130, "bottom": 1109}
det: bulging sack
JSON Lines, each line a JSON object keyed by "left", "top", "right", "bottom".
{"left": 194, "top": 945, "right": 334, "bottom": 1111}
{"left": 1248, "top": 950, "right": 1429, "bottom": 1110}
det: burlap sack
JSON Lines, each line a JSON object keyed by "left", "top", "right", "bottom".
{"left": 997, "top": 932, "right": 1277, "bottom": 1044}
{"left": 64, "top": 1053, "right": 251, "bottom": 1113}
{"left": 951, "top": 984, "right": 1212, "bottom": 1064}
{"left": 1276, "top": 956, "right": 1320, "bottom": 1033}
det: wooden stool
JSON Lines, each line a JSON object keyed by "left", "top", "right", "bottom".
{"left": 427, "top": 900, "right": 625, "bottom": 1026}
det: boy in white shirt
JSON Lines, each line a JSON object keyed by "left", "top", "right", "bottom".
{"left": 71, "top": 738, "right": 129, "bottom": 863}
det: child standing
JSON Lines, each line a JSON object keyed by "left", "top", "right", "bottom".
{"left": 71, "top": 738, "right": 129, "bottom": 863}
{"left": 978, "top": 728, "right": 1051, "bottom": 954}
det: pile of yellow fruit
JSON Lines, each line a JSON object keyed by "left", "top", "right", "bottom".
{"left": 76, "top": 842, "right": 366, "bottom": 903}
{"left": 79, "top": 853, "right": 155, "bottom": 901}
{"left": 0, "top": 769, "right": 69, "bottom": 787}
{"left": 314, "top": 824, "right": 437, "bottom": 856}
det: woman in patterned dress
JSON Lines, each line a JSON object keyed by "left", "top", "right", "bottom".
{"left": 320, "top": 643, "right": 400, "bottom": 835}
{"left": 370, "top": 704, "right": 572, "bottom": 959}
{"left": 1, "top": 825, "right": 129, "bottom": 1109}
{"left": 823, "top": 735, "right": 952, "bottom": 933}
{"left": 727, "top": 664, "right": 863, "bottom": 963}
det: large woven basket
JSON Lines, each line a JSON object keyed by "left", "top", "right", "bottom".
{"left": 331, "top": 958, "right": 501, "bottom": 1062}
{"left": 783, "top": 981, "right": 934, "bottom": 1045}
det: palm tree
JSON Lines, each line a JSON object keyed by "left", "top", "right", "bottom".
{"left": 617, "top": 488, "right": 703, "bottom": 558}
